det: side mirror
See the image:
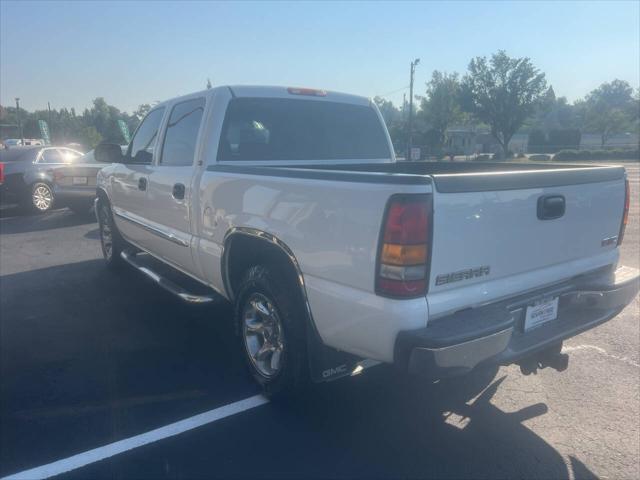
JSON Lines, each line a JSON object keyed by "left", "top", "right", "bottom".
{"left": 95, "top": 143, "right": 124, "bottom": 164}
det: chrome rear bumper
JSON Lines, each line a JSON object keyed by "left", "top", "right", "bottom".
{"left": 396, "top": 266, "right": 640, "bottom": 378}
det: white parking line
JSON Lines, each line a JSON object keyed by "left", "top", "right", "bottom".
{"left": 562, "top": 344, "right": 640, "bottom": 368}
{"left": 1, "top": 394, "right": 269, "bottom": 480}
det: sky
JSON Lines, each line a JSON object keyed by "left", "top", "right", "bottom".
{"left": 1, "top": 0, "right": 639, "bottom": 114}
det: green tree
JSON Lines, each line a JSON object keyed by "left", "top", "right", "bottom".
{"left": 582, "top": 79, "right": 636, "bottom": 146}
{"left": 373, "top": 96, "right": 401, "bottom": 126}
{"left": 373, "top": 96, "right": 407, "bottom": 154}
{"left": 527, "top": 86, "right": 578, "bottom": 132}
{"left": 460, "top": 50, "right": 547, "bottom": 157}
{"left": 78, "top": 126, "right": 103, "bottom": 149}
{"left": 419, "top": 71, "right": 464, "bottom": 150}
{"left": 133, "top": 103, "right": 151, "bottom": 122}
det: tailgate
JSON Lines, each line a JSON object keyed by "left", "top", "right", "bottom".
{"left": 426, "top": 165, "right": 626, "bottom": 318}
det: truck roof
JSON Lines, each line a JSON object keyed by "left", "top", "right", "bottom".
{"left": 228, "top": 86, "right": 371, "bottom": 106}
{"left": 157, "top": 85, "right": 371, "bottom": 108}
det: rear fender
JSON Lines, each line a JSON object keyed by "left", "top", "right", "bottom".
{"left": 24, "top": 164, "right": 54, "bottom": 185}
{"left": 222, "top": 227, "right": 363, "bottom": 383}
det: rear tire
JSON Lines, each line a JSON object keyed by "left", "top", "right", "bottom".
{"left": 97, "top": 198, "right": 126, "bottom": 270}
{"left": 29, "top": 182, "right": 55, "bottom": 213}
{"left": 235, "top": 265, "right": 309, "bottom": 399}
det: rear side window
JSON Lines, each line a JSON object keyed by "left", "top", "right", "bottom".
{"left": 129, "top": 107, "right": 165, "bottom": 164}
{"left": 160, "top": 98, "right": 205, "bottom": 166}
{"left": 39, "top": 149, "right": 63, "bottom": 164}
{"left": 59, "top": 149, "right": 81, "bottom": 163}
{"left": 217, "top": 98, "right": 390, "bottom": 161}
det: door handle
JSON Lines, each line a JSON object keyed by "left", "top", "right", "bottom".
{"left": 537, "top": 195, "right": 565, "bottom": 220}
{"left": 138, "top": 177, "right": 147, "bottom": 191}
{"left": 172, "top": 183, "right": 186, "bottom": 200}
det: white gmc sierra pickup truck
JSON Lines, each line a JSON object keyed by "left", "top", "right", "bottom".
{"left": 94, "top": 86, "right": 639, "bottom": 397}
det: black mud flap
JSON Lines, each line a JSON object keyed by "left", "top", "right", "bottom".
{"left": 307, "top": 327, "right": 367, "bottom": 383}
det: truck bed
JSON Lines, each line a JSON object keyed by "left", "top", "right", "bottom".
{"left": 209, "top": 161, "right": 625, "bottom": 192}
{"left": 312, "top": 161, "right": 625, "bottom": 192}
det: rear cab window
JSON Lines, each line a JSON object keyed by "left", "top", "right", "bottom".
{"left": 217, "top": 98, "right": 391, "bottom": 161}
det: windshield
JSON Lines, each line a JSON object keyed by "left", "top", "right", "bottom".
{"left": 217, "top": 98, "right": 391, "bottom": 161}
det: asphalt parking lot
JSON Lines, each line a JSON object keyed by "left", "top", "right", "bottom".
{"left": 1, "top": 165, "right": 639, "bottom": 480}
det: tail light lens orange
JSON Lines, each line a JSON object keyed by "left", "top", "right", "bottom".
{"left": 617, "top": 178, "right": 630, "bottom": 246}
{"left": 376, "top": 194, "right": 432, "bottom": 298}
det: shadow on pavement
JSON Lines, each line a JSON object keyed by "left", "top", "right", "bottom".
{"left": 84, "top": 227, "right": 100, "bottom": 240}
{"left": 1, "top": 259, "right": 575, "bottom": 479}
{"left": 570, "top": 456, "right": 600, "bottom": 480}
{"left": 0, "top": 208, "right": 95, "bottom": 234}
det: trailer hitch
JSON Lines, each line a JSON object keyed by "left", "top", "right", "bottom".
{"left": 517, "top": 342, "right": 569, "bottom": 375}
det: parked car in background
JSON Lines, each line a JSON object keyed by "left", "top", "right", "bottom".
{"left": 50, "top": 146, "right": 127, "bottom": 213}
{"left": 2, "top": 139, "right": 23, "bottom": 149}
{"left": 0, "top": 145, "right": 88, "bottom": 213}
{"left": 2, "top": 138, "right": 45, "bottom": 149}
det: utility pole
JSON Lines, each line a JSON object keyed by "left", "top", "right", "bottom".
{"left": 402, "top": 93, "right": 406, "bottom": 120}
{"left": 15, "top": 98, "right": 23, "bottom": 144}
{"left": 407, "top": 58, "right": 420, "bottom": 160}
{"left": 47, "top": 102, "right": 53, "bottom": 144}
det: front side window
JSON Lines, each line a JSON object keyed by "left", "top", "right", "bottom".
{"left": 39, "top": 149, "right": 63, "bottom": 164}
{"left": 217, "top": 98, "right": 391, "bottom": 161}
{"left": 128, "top": 107, "right": 165, "bottom": 164}
{"left": 160, "top": 98, "right": 205, "bottom": 166}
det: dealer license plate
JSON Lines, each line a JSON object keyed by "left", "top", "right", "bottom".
{"left": 72, "top": 177, "right": 88, "bottom": 185}
{"left": 524, "top": 297, "right": 559, "bottom": 332}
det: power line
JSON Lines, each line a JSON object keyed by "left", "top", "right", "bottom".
{"left": 375, "top": 85, "right": 409, "bottom": 97}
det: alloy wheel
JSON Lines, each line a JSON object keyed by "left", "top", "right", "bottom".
{"left": 99, "top": 205, "right": 113, "bottom": 260}
{"left": 242, "top": 293, "right": 286, "bottom": 378}
{"left": 32, "top": 185, "right": 53, "bottom": 211}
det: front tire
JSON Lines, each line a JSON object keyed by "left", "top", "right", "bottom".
{"left": 97, "top": 199, "right": 125, "bottom": 270}
{"left": 235, "top": 265, "right": 309, "bottom": 399}
{"left": 30, "top": 182, "right": 55, "bottom": 213}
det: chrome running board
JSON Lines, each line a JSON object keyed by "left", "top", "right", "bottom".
{"left": 120, "top": 250, "right": 221, "bottom": 304}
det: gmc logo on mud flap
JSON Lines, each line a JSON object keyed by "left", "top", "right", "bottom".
{"left": 322, "top": 364, "right": 348, "bottom": 379}
{"left": 436, "top": 265, "right": 491, "bottom": 286}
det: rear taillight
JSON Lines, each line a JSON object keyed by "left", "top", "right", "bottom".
{"left": 617, "top": 178, "right": 630, "bottom": 246}
{"left": 376, "top": 194, "right": 432, "bottom": 298}
{"left": 53, "top": 169, "right": 64, "bottom": 182}
{"left": 0, "top": 162, "right": 4, "bottom": 184}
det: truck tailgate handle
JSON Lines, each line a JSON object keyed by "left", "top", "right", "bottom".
{"left": 537, "top": 195, "right": 565, "bottom": 220}
{"left": 172, "top": 183, "right": 186, "bottom": 200}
